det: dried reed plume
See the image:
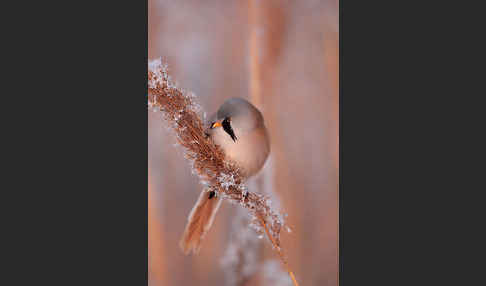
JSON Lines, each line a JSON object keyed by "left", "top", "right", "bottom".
{"left": 148, "top": 58, "right": 299, "bottom": 286}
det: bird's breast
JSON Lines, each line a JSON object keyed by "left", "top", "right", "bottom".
{"left": 211, "top": 126, "right": 270, "bottom": 178}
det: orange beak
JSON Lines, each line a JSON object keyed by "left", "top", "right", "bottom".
{"left": 211, "top": 121, "right": 222, "bottom": 128}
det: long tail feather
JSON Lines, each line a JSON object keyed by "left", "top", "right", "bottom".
{"left": 179, "top": 189, "right": 222, "bottom": 255}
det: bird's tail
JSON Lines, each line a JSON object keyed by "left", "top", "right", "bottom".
{"left": 179, "top": 189, "right": 222, "bottom": 255}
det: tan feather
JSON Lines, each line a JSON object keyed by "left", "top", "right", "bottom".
{"left": 179, "top": 189, "right": 222, "bottom": 255}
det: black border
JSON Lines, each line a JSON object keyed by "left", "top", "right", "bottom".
{"left": 8, "top": 1, "right": 149, "bottom": 284}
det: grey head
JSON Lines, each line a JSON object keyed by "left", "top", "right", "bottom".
{"left": 206, "top": 97, "right": 265, "bottom": 142}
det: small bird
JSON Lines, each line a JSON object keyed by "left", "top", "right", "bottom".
{"left": 179, "top": 97, "right": 271, "bottom": 254}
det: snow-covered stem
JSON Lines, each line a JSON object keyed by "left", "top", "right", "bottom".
{"left": 148, "top": 58, "right": 298, "bottom": 286}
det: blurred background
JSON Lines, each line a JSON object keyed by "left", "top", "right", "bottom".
{"left": 148, "top": 0, "right": 338, "bottom": 285}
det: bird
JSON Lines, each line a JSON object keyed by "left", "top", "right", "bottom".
{"left": 179, "top": 97, "right": 271, "bottom": 255}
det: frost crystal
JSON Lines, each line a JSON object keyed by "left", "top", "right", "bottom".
{"left": 218, "top": 172, "right": 236, "bottom": 190}
{"left": 148, "top": 58, "right": 168, "bottom": 89}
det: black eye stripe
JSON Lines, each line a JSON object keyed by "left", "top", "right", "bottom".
{"left": 222, "top": 118, "right": 237, "bottom": 142}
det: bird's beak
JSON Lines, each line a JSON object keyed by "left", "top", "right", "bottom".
{"left": 211, "top": 121, "right": 222, "bottom": 128}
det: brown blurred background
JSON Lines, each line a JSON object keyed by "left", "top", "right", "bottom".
{"left": 148, "top": 0, "right": 338, "bottom": 285}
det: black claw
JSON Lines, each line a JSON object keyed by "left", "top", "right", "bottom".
{"left": 208, "top": 191, "right": 216, "bottom": 199}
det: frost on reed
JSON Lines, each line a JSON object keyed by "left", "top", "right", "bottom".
{"left": 148, "top": 58, "right": 298, "bottom": 285}
{"left": 220, "top": 160, "right": 292, "bottom": 286}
